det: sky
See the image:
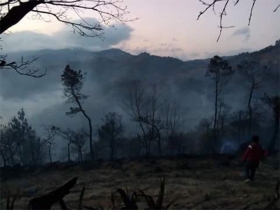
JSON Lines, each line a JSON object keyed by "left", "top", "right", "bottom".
{"left": 3, "top": 0, "right": 280, "bottom": 60}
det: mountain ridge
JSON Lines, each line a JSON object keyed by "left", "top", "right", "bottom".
{"left": 6, "top": 38, "right": 280, "bottom": 65}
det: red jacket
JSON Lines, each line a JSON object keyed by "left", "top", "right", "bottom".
{"left": 242, "top": 143, "right": 266, "bottom": 164}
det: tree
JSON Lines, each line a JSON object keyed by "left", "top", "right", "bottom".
{"left": 164, "top": 102, "right": 184, "bottom": 155}
{"left": 122, "top": 81, "right": 165, "bottom": 156}
{"left": 197, "top": 0, "right": 280, "bottom": 41}
{"left": 261, "top": 94, "right": 280, "bottom": 151}
{"left": 0, "top": 125, "right": 17, "bottom": 165}
{"left": 206, "top": 55, "right": 234, "bottom": 152}
{"left": 140, "top": 85, "right": 165, "bottom": 156}
{"left": 229, "top": 110, "right": 249, "bottom": 143}
{"left": 7, "top": 108, "right": 30, "bottom": 163}
{"left": 61, "top": 65, "right": 94, "bottom": 160}
{"left": 122, "top": 80, "right": 149, "bottom": 156}
{"left": 237, "top": 60, "right": 268, "bottom": 136}
{"left": 39, "top": 125, "right": 57, "bottom": 163}
{"left": 71, "top": 129, "right": 87, "bottom": 162}
{"left": 0, "top": 0, "right": 129, "bottom": 36}
{"left": 52, "top": 126, "right": 75, "bottom": 162}
{"left": 0, "top": 109, "right": 52, "bottom": 165}
{"left": 98, "top": 112, "right": 123, "bottom": 160}
{"left": 196, "top": 118, "right": 213, "bottom": 154}
{"left": 216, "top": 99, "right": 231, "bottom": 138}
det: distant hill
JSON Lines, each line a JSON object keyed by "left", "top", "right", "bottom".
{"left": 1, "top": 40, "right": 279, "bottom": 129}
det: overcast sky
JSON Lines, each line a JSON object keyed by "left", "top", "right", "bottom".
{"left": 3, "top": 0, "right": 280, "bottom": 60}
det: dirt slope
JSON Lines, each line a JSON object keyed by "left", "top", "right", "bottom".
{"left": 0, "top": 155, "right": 279, "bottom": 209}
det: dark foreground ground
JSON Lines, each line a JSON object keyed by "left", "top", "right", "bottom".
{"left": 0, "top": 154, "right": 279, "bottom": 210}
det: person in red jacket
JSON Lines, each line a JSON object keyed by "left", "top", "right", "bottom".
{"left": 242, "top": 135, "right": 266, "bottom": 183}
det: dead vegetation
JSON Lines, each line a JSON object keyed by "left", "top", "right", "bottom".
{"left": 0, "top": 155, "right": 279, "bottom": 209}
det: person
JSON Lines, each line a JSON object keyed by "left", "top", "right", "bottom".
{"left": 242, "top": 135, "right": 267, "bottom": 183}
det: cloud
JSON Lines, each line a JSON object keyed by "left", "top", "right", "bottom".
{"left": 232, "top": 27, "right": 251, "bottom": 41}
{"left": 204, "top": 47, "right": 252, "bottom": 58}
{"left": 1, "top": 32, "right": 58, "bottom": 52}
{"left": 123, "top": 43, "right": 188, "bottom": 60}
{"left": 188, "top": 52, "right": 200, "bottom": 59}
{"left": 1, "top": 18, "right": 133, "bottom": 52}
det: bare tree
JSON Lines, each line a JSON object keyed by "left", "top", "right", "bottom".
{"left": 216, "top": 99, "right": 231, "bottom": 138}
{"left": 197, "top": 0, "right": 280, "bottom": 41}
{"left": 197, "top": 118, "right": 213, "bottom": 154}
{"left": 38, "top": 125, "right": 57, "bottom": 163}
{"left": 0, "top": 0, "right": 130, "bottom": 36}
{"left": 61, "top": 65, "right": 94, "bottom": 160}
{"left": 237, "top": 60, "right": 267, "bottom": 136}
{"left": 141, "top": 85, "right": 166, "bottom": 156}
{"left": 261, "top": 94, "right": 280, "bottom": 151}
{"left": 122, "top": 80, "right": 150, "bottom": 156}
{"left": 164, "top": 102, "right": 184, "bottom": 155}
{"left": 52, "top": 126, "right": 75, "bottom": 162}
{"left": 71, "top": 130, "right": 86, "bottom": 162}
{"left": 98, "top": 112, "right": 123, "bottom": 160}
{"left": 229, "top": 110, "right": 248, "bottom": 143}
{"left": 122, "top": 81, "right": 165, "bottom": 156}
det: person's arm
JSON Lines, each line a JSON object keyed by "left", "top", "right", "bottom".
{"left": 242, "top": 145, "right": 252, "bottom": 161}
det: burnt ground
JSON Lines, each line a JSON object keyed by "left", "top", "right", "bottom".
{"left": 0, "top": 154, "right": 279, "bottom": 210}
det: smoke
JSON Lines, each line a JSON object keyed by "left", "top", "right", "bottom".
{"left": 220, "top": 139, "right": 239, "bottom": 155}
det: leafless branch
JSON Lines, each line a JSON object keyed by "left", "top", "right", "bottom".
{"left": 217, "top": 0, "right": 233, "bottom": 41}
{"left": 274, "top": 4, "right": 280, "bottom": 12}
{"left": 0, "top": 0, "right": 134, "bottom": 37}
{"left": 0, "top": 54, "right": 46, "bottom": 78}
{"left": 248, "top": 0, "right": 257, "bottom": 26}
{"left": 197, "top": 0, "right": 279, "bottom": 41}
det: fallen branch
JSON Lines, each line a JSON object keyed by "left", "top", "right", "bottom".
{"left": 27, "top": 177, "right": 78, "bottom": 210}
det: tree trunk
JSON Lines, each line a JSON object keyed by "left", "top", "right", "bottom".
{"left": 87, "top": 118, "right": 94, "bottom": 161}
{"left": 18, "top": 143, "right": 23, "bottom": 164}
{"left": 73, "top": 94, "right": 94, "bottom": 161}
{"left": 248, "top": 82, "right": 254, "bottom": 137}
{"left": 268, "top": 121, "right": 279, "bottom": 151}
{"left": 268, "top": 110, "right": 280, "bottom": 151}
{"left": 9, "top": 146, "right": 15, "bottom": 165}
{"left": 0, "top": 0, "right": 43, "bottom": 34}
{"left": 170, "top": 136, "right": 174, "bottom": 156}
{"left": 48, "top": 146, "right": 52, "bottom": 163}
{"left": 79, "top": 147, "right": 83, "bottom": 162}
{"left": 238, "top": 111, "right": 242, "bottom": 143}
{"left": 0, "top": 151, "right": 7, "bottom": 166}
{"left": 67, "top": 142, "right": 71, "bottom": 162}
{"left": 155, "top": 126, "right": 162, "bottom": 156}
{"left": 110, "top": 136, "right": 115, "bottom": 161}
{"left": 213, "top": 79, "right": 219, "bottom": 153}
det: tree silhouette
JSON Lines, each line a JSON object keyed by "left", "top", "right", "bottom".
{"left": 0, "top": 53, "right": 45, "bottom": 78}
{"left": 206, "top": 55, "right": 234, "bottom": 152}
{"left": 261, "top": 94, "right": 280, "bottom": 151}
{"left": 0, "top": 0, "right": 129, "bottom": 36}
{"left": 61, "top": 65, "right": 94, "bottom": 161}
{"left": 237, "top": 60, "right": 268, "bottom": 137}
{"left": 98, "top": 112, "right": 123, "bottom": 160}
